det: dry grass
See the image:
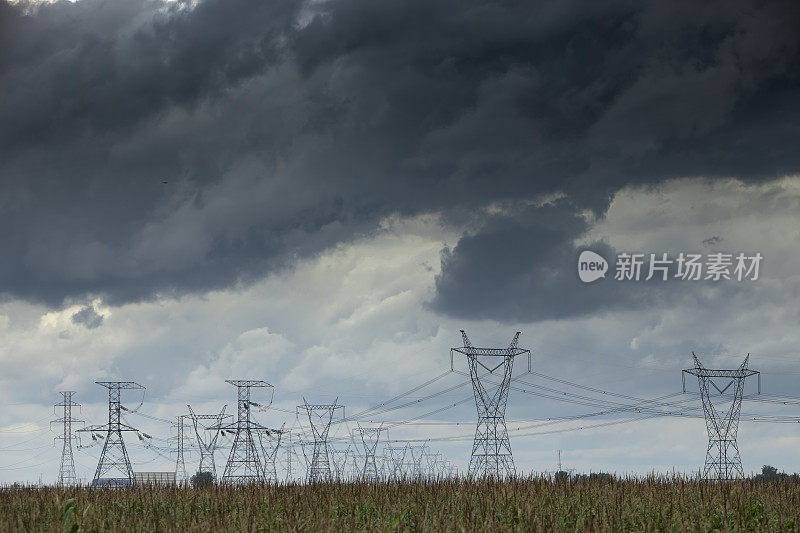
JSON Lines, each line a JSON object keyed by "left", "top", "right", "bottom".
{"left": 1, "top": 476, "right": 799, "bottom": 532}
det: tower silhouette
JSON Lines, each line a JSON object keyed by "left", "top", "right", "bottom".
{"left": 451, "top": 331, "right": 530, "bottom": 478}
{"left": 683, "top": 353, "right": 759, "bottom": 480}
{"left": 79, "top": 381, "right": 144, "bottom": 486}
{"left": 52, "top": 391, "right": 82, "bottom": 486}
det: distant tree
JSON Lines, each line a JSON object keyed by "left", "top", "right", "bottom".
{"left": 760, "top": 465, "right": 780, "bottom": 481}
{"left": 754, "top": 465, "right": 800, "bottom": 482}
{"left": 588, "top": 472, "right": 614, "bottom": 482}
{"left": 554, "top": 471, "right": 571, "bottom": 482}
{"left": 190, "top": 471, "right": 214, "bottom": 488}
{"left": 573, "top": 472, "right": 614, "bottom": 483}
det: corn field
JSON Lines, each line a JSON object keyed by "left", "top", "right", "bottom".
{"left": 1, "top": 476, "right": 799, "bottom": 532}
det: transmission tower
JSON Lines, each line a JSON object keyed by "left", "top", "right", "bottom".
{"left": 380, "top": 454, "right": 394, "bottom": 480}
{"left": 257, "top": 423, "right": 284, "bottom": 483}
{"left": 452, "top": 330, "right": 531, "bottom": 478}
{"left": 216, "top": 380, "right": 277, "bottom": 484}
{"left": 408, "top": 445, "right": 426, "bottom": 480}
{"left": 357, "top": 425, "right": 385, "bottom": 481}
{"left": 330, "top": 448, "right": 351, "bottom": 481}
{"left": 78, "top": 381, "right": 144, "bottom": 485}
{"left": 683, "top": 353, "right": 760, "bottom": 480}
{"left": 172, "top": 415, "right": 190, "bottom": 483}
{"left": 386, "top": 444, "right": 408, "bottom": 480}
{"left": 424, "top": 451, "right": 442, "bottom": 479}
{"left": 52, "top": 391, "right": 83, "bottom": 486}
{"left": 283, "top": 429, "right": 294, "bottom": 482}
{"left": 187, "top": 405, "right": 229, "bottom": 480}
{"left": 297, "top": 398, "right": 343, "bottom": 482}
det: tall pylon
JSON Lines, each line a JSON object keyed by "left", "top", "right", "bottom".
{"left": 386, "top": 444, "right": 408, "bottom": 480}
{"left": 330, "top": 448, "right": 351, "bottom": 481}
{"left": 79, "top": 381, "right": 145, "bottom": 486}
{"left": 173, "top": 415, "right": 189, "bottom": 483}
{"left": 357, "top": 425, "right": 385, "bottom": 481}
{"left": 217, "top": 380, "right": 277, "bottom": 484}
{"left": 283, "top": 429, "right": 294, "bottom": 482}
{"left": 187, "top": 405, "right": 229, "bottom": 480}
{"left": 257, "top": 422, "right": 284, "bottom": 483}
{"left": 451, "top": 330, "right": 531, "bottom": 478}
{"left": 408, "top": 445, "right": 426, "bottom": 480}
{"left": 424, "top": 451, "right": 442, "bottom": 479}
{"left": 683, "top": 353, "right": 760, "bottom": 480}
{"left": 297, "top": 398, "right": 343, "bottom": 482}
{"left": 52, "top": 391, "right": 83, "bottom": 486}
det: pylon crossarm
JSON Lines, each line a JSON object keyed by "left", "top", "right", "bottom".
{"left": 683, "top": 368, "right": 759, "bottom": 378}
{"left": 78, "top": 423, "right": 140, "bottom": 432}
{"left": 453, "top": 346, "right": 530, "bottom": 357}
{"left": 299, "top": 404, "right": 342, "bottom": 410}
{"left": 95, "top": 381, "right": 144, "bottom": 389}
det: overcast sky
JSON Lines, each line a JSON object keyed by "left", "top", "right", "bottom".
{"left": 1, "top": 0, "right": 799, "bottom": 484}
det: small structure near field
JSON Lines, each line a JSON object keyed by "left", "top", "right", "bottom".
{"left": 133, "top": 472, "right": 176, "bottom": 486}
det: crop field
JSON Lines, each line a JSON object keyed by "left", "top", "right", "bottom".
{"left": 1, "top": 477, "right": 799, "bottom": 532}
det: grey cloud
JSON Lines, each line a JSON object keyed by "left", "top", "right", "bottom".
{"left": 0, "top": 0, "right": 798, "bottom": 309}
{"left": 430, "top": 198, "right": 763, "bottom": 322}
{"left": 71, "top": 305, "right": 104, "bottom": 329}
{"left": 431, "top": 201, "right": 649, "bottom": 321}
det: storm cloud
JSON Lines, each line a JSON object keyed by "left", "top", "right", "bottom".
{"left": 1, "top": 0, "right": 799, "bottom": 320}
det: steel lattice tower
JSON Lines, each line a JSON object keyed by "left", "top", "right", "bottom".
{"left": 683, "top": 353, "right": 760, "bottom": 481}
{"left": 257, "top": 423, "right": 284, "bottom": 483}
{"left": 408, "top": 445, "right": 426, "bottom": 480}
{"left": 187, "top": 405, "right": 229, "bottom": 480}
{"left": 173, "top": 415, "right": 189, "bottom": 483}
{"left": 297, "top": 398, "right": 342, "bottom": 483}
{"left": 79, "top": 381, "right": 144, "bottom": 485}
{"left": 452, "top": 330, "right": 531, "bottom": 478}
{"left": 357, "top": 426, "right": 385, "bottom": 482}
{"left": 330, "top": 448, "right": 350, "bottom": 481}
{"left": 386, "top": 445, "right": 408, "bottom": 480}
{"left": 52, "top": 391, "right": 83, "bottom": 486}
{"left": 424, "top": 451, "right": 442, "bottom": 479}
{"left": 217, "top": 380, "right": 276, "bottom": 484}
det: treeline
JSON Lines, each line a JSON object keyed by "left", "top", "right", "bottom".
{"left": 755, "top": 465, "right": 800, "bottom": 482}
{"left": 550, "top": 466, "right": 799, "bottom": 482}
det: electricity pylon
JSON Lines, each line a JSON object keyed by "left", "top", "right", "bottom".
{"left": 330, "top": 448, "right": 351, "bottom": 481}
{"left": 187, "top": 405, "right": 229, "bottom": 480}
{"left": 452, "top": 330, "right": 530, "bottom": 478}
{"left": 257, "top": 422, "right": 284, "bottom": 483}
{"left": 173, "top": 415, "right": 190, "bottom": 483}
{"left": 424, "top": 451, "right": 442, "bottom": 479}
{"left": 78, "top": 381, "right": 144, "bottom": 485}
{"left": 357, "top": 425, "right": 385, "bottom": 481}
{"left": 216, "top": 380, "right": 277, "bottom": 484}
{"left": 52, "top": 391, "right": 83, "bottom": 486}
{"left": 386, "top": 444, "right": 408, "bottom": 480}
{"left": 683, "top": 353, "right": 760, "bottom": 480}
{"left": 297, "top": 398, "right": 343, "bottom": 482}
{"left": 408, "top": 445, "right": 426, "bottom": 480}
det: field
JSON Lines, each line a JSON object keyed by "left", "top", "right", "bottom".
{"left": 1, "top": 477, "right": 799, "bottom": 532}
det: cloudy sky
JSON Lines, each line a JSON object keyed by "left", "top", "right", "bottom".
{"left": 1, "top": 0, "right": 799, "bottom": 483}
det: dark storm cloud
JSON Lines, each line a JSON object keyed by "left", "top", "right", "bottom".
{"left": 0, "top": 0, "right": 798, "bottom": 317}
{"left": 431, "top": 200, "right": 674, "bottom": 321}
{"left": 432, "top": 201, "right": 629, "bottom": 321}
